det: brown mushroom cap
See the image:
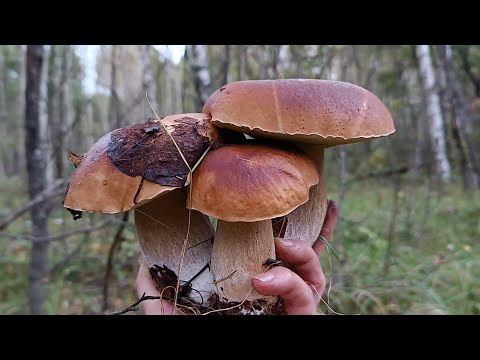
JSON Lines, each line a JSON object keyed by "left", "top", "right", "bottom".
{"left": 187, "top": 143, "right": 319, "bottom": 222}
{"left": 203, "top": 79, "right": 395, "bottom": 146}
{"left": 64, "top": 131, "right": 176, "bottom": 214}
{"left": 64, "top": 112, "right": 219, "bottom": 214}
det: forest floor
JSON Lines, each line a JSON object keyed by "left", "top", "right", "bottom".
{"left": 1, "top": 175, "right": 479, "bottom": 315}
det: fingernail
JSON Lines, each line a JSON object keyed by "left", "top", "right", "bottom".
{"left": 253, "top": 273, "right": 275, "bottom": 282}
{"left": 280, "top": 239, "right": 294, "bottom": 247}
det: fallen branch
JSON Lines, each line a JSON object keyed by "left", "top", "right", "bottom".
{"left": 0, "top": 219, "right": 116, "bottom": 243}
{"left": 102, "top": 212, "right": 130, "bottom": 312}
{"left": 108, "top": 292, "right": 162, "bottom": 315}
{"left": 0, "top": 178, "right": 66, "bottom": 230}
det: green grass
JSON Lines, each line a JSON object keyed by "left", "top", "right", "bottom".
{"left": 319, "top": 177, "right": 480, "bottom": 315}
{"left": 1, "top": 175, "right": 479, "bottom": 314}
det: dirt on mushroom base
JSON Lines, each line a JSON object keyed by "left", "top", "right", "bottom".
{"left": 146, "top": 264, "right": 285, "bottom": 315}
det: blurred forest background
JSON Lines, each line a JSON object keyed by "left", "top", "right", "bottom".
{"left": 0, "top": 45, "right": 479, "bottom": 315}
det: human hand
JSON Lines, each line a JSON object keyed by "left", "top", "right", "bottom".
{"left": 135, "top": 199, "right": 339, "bottom": 315}
{"left": 252, "top": 199, "right": 340, "bottom": 315}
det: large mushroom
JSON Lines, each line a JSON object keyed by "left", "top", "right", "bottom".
{"left": 64, "top": 113, "right": 227, "bottom": 310}
{"left": 187, "top": 142, "right": 319, "bottom": 314}
{"left": 203, "top": 79, "right": 395, "bottom": 245}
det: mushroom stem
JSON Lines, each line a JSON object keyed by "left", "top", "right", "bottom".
{"left": 211, "top": 220, "right": 276, "bottom": 303}
{"left": 134, "top": 189, "right": 215, "bottom": 305}
{"left": 285, "top": 145, "right": 327, "bottom": 245}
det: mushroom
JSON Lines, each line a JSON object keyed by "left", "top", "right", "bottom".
{"left": 187, "top": 142, "right": 319, "bottom": 314}
{"left": 203, "top": 79, "right": 395, "bottom": 245}
{"left": 134, "top": 188, "right": 215, "bottom": 308}
{"left": 64, "top": 113, "right": 227, "bottom": 309}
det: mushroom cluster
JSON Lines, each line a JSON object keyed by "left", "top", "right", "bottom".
{"left": 64, "top": 79, "right": 395, "bottom": 315}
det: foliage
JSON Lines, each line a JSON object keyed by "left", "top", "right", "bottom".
{"left": 318, "top": 177, "right": 480, "bottom": 315}
{"left": 1, "top": 176, "right": 479, "bottom": 314}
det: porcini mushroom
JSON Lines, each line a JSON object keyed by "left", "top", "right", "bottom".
{"left": 64, "top": 113, "right": 226, "bottom": 309}
{"left": 187, "top": 142, "right": 319, "bottom": 313}
{"left": 203, "top": 79, "right": 395, "bottom": 245}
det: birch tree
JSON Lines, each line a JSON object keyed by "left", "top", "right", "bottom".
{"left": 186, "top": 45, "right": 212, "bottom": 111}
{"left": 436, "top": 45, "right": 479, "bottom": 189}
{"left": 415, "top": 45, "right": 452, "bottom": 183}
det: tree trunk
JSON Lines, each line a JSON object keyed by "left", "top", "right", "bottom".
{"left": 290, "top": 45, "right": 305, "bottom": 78}
{"left": 186, "top": 45, "right": 212, "bottom": 111}
{"left": 415, "top": 45, "right": 452, "bottom": 184}
{"left": 405, "top": 101, "right": 424, "bottom": 236}
{"left": 270, "top": 45, "right": 281, "bottom": 78}
{"left": 84, "top": 98, "right": 95, "bottom": 148}
{"left": 55, "top": 45, "right": 72, "bottom": 179}
{"left": 181, "top": 47, "right": 189, "bottom": 113}
{"left": 221, "top": 45, "right": 230, "bottom": 85}
{"left": 458, "top": 46, "right": 480, "bottom": 99}
{"left": 237, "top": 45, "right": 247, "bottom": 81}
{"left": 436, "top": 45, "right": 480, "bottom": 189}
{"left": 0, "top": 50, "right": 7, "bottom": 177}
{"left": 140, "top": 45, "right": 159, "bottom": 118}
{"left": 15, "top": 45, "right": 26, "bottom": 175}
{"left": 25, "top": 45, "right": 51, "bottom": 315}
{"left": 109, "top": 45, "right": 121, "bottom": 129}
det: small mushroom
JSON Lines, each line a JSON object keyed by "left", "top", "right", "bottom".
{"left": 203, "top": 79, "right": 395, "bottom": 245}
{"left": 187, "top": 142, "right": 319, "bottom": 313}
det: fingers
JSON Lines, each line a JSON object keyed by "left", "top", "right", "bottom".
{"left": 274, "top": 238, "right": 326, "bottom": 302}
{"left": 135, "top": 255, "right": 175, "bottom": 315}
{"left": 252, "top": 266, "right": 318, "bottom": 315}
{"left": 312, "top": 199, "right": 340, "bottom": 256}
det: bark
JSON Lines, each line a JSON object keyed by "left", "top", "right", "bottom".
{"left": 0, "top": 50, "right": 7, "bottom": 177}
{"left": 270, "top": 45, "right": 281, "bottom": 78}
{"left": 15, "top": 45, "right": 26, "bottom": 175}
{"left": 458, "top": 46, "right": 480, "bottom": 98}
{"left": 55, "top": 45, "right": 72, "bottom": 179}
{"left": 405, "top": 102, "right": 424, "bottom": 236}
{"left": 25, "top": 45, "right": 51, "bottom": 314}
{"left": 415, "top": 45, "right": 452, "bottom": 184}
{"left": 383, "top": 175, "right": 402, "bottom": 276}
{"left": 237, "top": 45, "right": 247, "bottom": 81}
{"left": 186, "top": 45, "right": 212, "bottom": 111}
{"left": 436, "top": 45, "right": 480, "bottom": 189}
{"left": 290, "top": 45, "right": 305, "bottom": 77}
{"left": 258, "top": 45, "right": 268, "bottom": 79}
{"left": 221, "top": 45, "right": 230, "bottom": 85}
{"left": 181, "top": 47, "right": 188, "bottom": 113}
{"left": 82, "top": 98, "right": 95, "bottom": 148}
{"left": 109, "top": 45, "right": 121, "bottom": 129}
{"left": 140, "top": 45, "right": 159, "bottom": 118}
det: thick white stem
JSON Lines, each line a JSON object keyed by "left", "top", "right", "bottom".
{"left": 285, "top": 145, "right": 327, "bottom": 245}
{"left": 134, "top": 189, "right": 215, "bottom": 304}
{"left": 211, "top": 220, "right": 276, "bottom": 303}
